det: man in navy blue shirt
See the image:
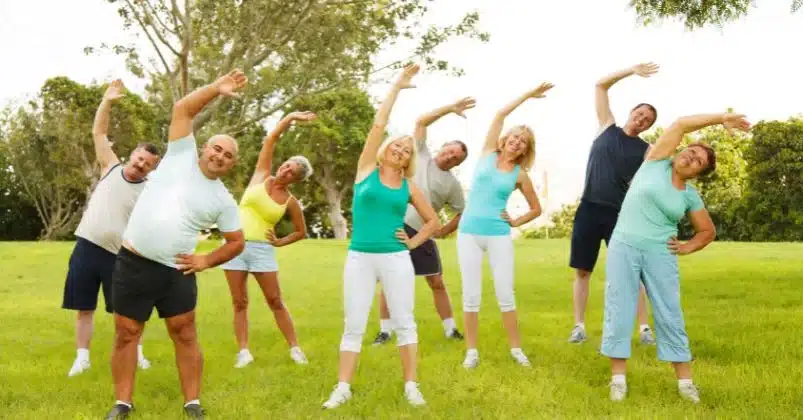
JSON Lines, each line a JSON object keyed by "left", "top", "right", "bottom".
{"left": 569, "top": 63, "right": 660, "bottom": 344}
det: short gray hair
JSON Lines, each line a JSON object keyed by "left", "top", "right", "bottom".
{"left": 288, "top": 155, "right": 313, "bottom": 180}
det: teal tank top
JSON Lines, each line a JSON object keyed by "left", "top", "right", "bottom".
{"left": 459, "top": 152, "right": 520, "bottom": 236}
{"left": 349, "top": 168, "right": 410, "bottom": 253}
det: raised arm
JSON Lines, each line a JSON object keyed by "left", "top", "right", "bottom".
{"left": 483, "top": 82, "right": 554, "bottom": 154}
{"left": 413, "top": 97, "right": 476, "bottom": 143}
{"left": 502, "top": 171, "right": 542, "bottom": 228}
{"left": 168, "top": 69, "right": 248, "bottom": 141}
{"left": 397, "top": 183, "right": 441, "bottom": 249}
{"left": 265, "top": 198, "right": 307, "bottom": 247}
{"left": 646, "top": 113, "right": 750, "bottom": 161}
{"left": 92, "top": 80, "right": 124, "bottom": 173}
{"left": 250, "top": 111, "right": 317, "bottom": 185}
{"left": 595, "top": 63, "right": 658, "bottom": 130}
{"left": 356, "top": 64, "right": 419, "bottom": 181}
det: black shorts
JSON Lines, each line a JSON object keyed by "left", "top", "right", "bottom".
{"left": 569, "top": 200, "right": 621, "bottom": 272}
{"left": 111, "top": 247, "right": 197, "bottom": 323}
{"left": 62, "top": 237, "right": 118, "bottom": 313}
{"left": 404, "top": 224, "right": 442, "bottom": 276}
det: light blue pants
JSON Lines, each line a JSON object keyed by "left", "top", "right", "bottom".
{"left": 601, "top": 239, "right": 691, "bottom": 362}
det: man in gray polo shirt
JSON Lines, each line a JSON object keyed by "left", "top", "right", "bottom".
{"left": 61, "top": 79, "right": 161, "bottom": 377}
{"left": 372, "top": 97, "right": 475, "bottom": 345}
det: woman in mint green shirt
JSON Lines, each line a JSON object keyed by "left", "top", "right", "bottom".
{"left": 457, "top": 82, "right": 551, "bottom": 370}
{"left": 322, "top": 64, "right": 440, "bottom": 410}
{"left": 601, "top": 112, "right": 750, "bottom": 404}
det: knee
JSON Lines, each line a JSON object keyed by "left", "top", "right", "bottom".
{"left": 392, "top": 317, "right": 417, "bottom": 347}
{"left": 575, "top": 269, "right": 591, "bottom": 282}
{"left": 114, "top": 323, "right": 143, "bottom": 347}
{"left": 168, "top": 321, "right": 197, "bottom": 346}
{"left": 340, "top": 325, "right": 366, "bottom": 353}
{"left": 426, "top": 276, "right": 445, "bottom": 291}
{"left": 232, "top": 296, "right": 249, "bottom": 312}
{"left": 265, "top": 295, "right": 284, "bottom": 311}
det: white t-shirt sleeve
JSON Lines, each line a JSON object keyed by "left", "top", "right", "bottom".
{"left": 216, "top": 193, "right": 242, "bottom": 233}
{"left": 165, "top": 134, "right": 198, "bottom": 161}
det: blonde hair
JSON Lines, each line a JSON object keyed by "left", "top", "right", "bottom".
{"left": 376, "top": 135, "right": 418, "bottom": 179}
{"left": 496, "top": 125, "right": 535, "bottom": 171}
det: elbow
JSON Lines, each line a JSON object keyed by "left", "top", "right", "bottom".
{"left": 171, "top": 99, "right": 189, "bottom": 121}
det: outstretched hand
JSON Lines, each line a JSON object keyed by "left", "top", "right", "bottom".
{"left": 722, "top": 113, "right": 751, "bottom": 135}
{"left": 631, "top": 62, "right": 659, "bottom": 78}
{"left": 528, "top": 82, "right": 554, "bottom": 99}
{"left": 215, "top": 69, "right": 248, "bottom": 97}
{"left": 395, "top": 63, "right": 420, "bottom": 90}
{"left": 287, "top": 111, "right": 317, "bottom": 123}
{"left": 104, "top": 79, "right": 125, "bottom": 102}
{"left": 175, "top": 253, "right": 211, "bottom": 275}
{"left": 452, "top": 96, "right": 477, "bottom": 118}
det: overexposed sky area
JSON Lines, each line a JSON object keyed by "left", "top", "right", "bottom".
{"left": 2, "top": 1, "right": 802, "bottom": 223}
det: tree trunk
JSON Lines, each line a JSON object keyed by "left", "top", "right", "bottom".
{"left": 319, "top": 167, "right": 348, "bottom": 239}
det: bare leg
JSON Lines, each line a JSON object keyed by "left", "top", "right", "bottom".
{"left": 76, "top": 310, "right": 94, "bottom": 349}
{"left": 673, "top": 362, "right": 692, "bottom": 379}
{"left": 254, "top": 271, "right": 298, "bottom": 347}
{"left": 501, "top": 311, "right": 521, "bottom": 348}
{"left": 611, "top": 358, "right": 627, "bottom": 376}
{"left": 111, "top": 314, "right": 144, "bottom": 403}
{"left": 378, "top": 288, "right": 390, "bottom": 320}
{"left": 425, "top": 274, "right": 453, "bottom": 321}
{"left": 573, "top": 269, "right": 591, "bottom": 325}
{"left": 464, "top": 312, "right": 479, "bottom": 349}
{"left": 337, "top": 351, "right": 359, "bottom": 382}
{"left": 225, "top": 270, "right": 249, "bottom": 350}
{"left": 165, "top": 311, "right": 202, "bottom": 403}
{"left": 399, "top": 344, "right": 417, "bottom": 382}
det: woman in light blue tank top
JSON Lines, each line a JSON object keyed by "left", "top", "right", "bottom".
{"left": 457, "top": 82, "right": 553, "bottom": 369}
{"left": 323, "top": 64, "right": 440, "bottom": 409}
{"left": 600, "top": 112, "right": 750, "bottom": 403}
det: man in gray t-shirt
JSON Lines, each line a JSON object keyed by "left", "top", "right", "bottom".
{"left": 372, "top": 97, "right": 475, "bottom": 344}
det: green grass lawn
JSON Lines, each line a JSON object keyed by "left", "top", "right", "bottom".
{"left": 0, "top": 239, "right": 801, "bottom": 419}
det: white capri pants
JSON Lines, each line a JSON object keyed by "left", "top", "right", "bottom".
{"left": 457, "top": 232, "right": 516, "bottom": 313}
{"left": 339, "top": 250, "right": 417, "bottom": 353}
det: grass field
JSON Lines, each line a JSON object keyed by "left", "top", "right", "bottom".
{"left": 0, "top": 239, "right": 801, "bottom": 419}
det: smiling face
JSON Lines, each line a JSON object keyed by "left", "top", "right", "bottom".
{"left": 123, "top": 145, "right": 160, "bottom": 181}
{"left": 498, "top": 125, "right": 535, "bottom": 170}
{"left": 624, "top": 104, "right": 657, "bottom": 135}
{"left": 379, "top": 136, "right": 415, "bottom": 175}
{"left": 199, "top": 134, "right": 238, "bottom": 178}
{"left": 673, "top": 143, "right": 716, "bottom": 179}
{"left": 434, "top": 141, "right": 468, "bottom": 171}
{"left": 276, "top": 159, "right": 302, "bottom": 184}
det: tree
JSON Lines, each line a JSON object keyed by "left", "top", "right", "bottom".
{"left": 521, "top": 200, "right": 579, "bottom": 239}
{"left": 741, "top": 118, "right": 803, "bottom": 241}
{"left": 630, "top": 0, "right": 803, "bottom": 30}
{"left": 1, "top": 77, "right": 163, "bottom": 239}
{"left": 0, "top": 140, "right": 43, "bottom": 240}
{"left": 90, "top": 0, "right": 489, "bottom": 134}
{"left": 273, "top": 87, "right": 376, "bottom": 239}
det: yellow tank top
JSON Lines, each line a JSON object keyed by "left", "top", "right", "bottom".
{"left": 239, "top": 180, "right": 289, "bottom": 242}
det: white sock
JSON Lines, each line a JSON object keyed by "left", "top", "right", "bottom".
{"left": 442, "top": 318, "right": 456, "bottom": 335}
{"left": 404, "top": 381, "right": 418, "bottom": 391}
{"left": 612, "top": 374, "right": 626, "bottom": 385}
{"left": 238, "top": 348, "right": 251, "bottom": 356}
{"left": 115, "top": 400, "right": 132, "bottom": 408}
{"left": 77, "top": 348, "right": 89, "bottom": 360}
{"left": 640, "top": 324, "right": 650, "bottom": 332}
{"left": 678, "top": 379, "right": 693, "bottom": 387}
{"left": 466, "top": 348, "right": 479, "bottom": 358}
{"left": 576, "top": 322, "right": 586, "bottom": 330}
{"left": 184, "top": 399, "right": 200, "bottom": 407}
{"left": 510, "top": 347, "right": 523, "bottom": 354}
{"left": 336, "top": 382, "right": 351, "bottom": 392}
{"left": 380, "top": 319, "right": 392, "bottom": 334}
{"left": 290, "top": 346, "right": 300, "bottom": 352}
{"left": 137, "top": 345, "right": 145, "bottom": 359}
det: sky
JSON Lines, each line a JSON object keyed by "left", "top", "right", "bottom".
{"left": 2, "top": 1, "right": 802, "bottom": 226}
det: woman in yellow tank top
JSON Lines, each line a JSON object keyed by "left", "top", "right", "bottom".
{"left": 220, "top": 111, "right": 316, "bottom": 368}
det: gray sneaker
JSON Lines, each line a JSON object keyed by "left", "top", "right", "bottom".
{"left": 639, "top": 327, "right": 656, "bottom": 345}
{"left": 679, "top": 382, "right": 701, "bottom": 403}
{"left": 568, "top": 325, "right": 587, "bottom": 343}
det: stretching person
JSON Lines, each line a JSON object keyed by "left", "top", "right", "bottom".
{"left": 457, "top": 83, "right": 549, "bottom": 369}
{"left": 62, "top": 79, "right": 160, "bottom": 376}
{"left": 372, "top": 96, "right": 474, "bottom": 345}
{"left": 569, "top": 63, "right": 661, "bottom": 345}
{"left": 322, "top": 64, "right": 440, "bottom": 409}
{"left": 602, "top": 112, "right": 750, "bottom": 403}
{"left": 222, "top": 111, "right": 317, "bottom": 368}
{"left": 104, "top": 70, "right": 248, "bottom": 420}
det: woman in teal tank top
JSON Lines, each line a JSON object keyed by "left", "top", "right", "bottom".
{"left": 600, "top": 112, "right": 750, "bottom": 403}
{"left": 457, "top": 82, "right": 553, "bottom": 370}
{"left": 220, "top": 111, "right": 316, "bottom": 368}
{"left": 323, "top": 64, "right": 440, "bottom": 409}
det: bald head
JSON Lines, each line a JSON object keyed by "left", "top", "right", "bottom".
{"left": 206, "top": 134, "right": 239, "bottom": 155}
{"left": 199, "top": 133, "right": 238, "bottom": 178}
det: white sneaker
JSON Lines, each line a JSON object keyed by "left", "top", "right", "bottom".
{"left": 510, "top": 348, "right": 531, "bottom": 367}
{"left": 290, "top": 347, "right": 308, "bottom": 365}
{"left": 68, "top": 357, "right": 90, "bottom": 377}
{"left": 234, "top": 350, "right": 254, "bottom": 368}
{"left": 404, "top": 383, "right": 426, "bottom": 406}
{"left": 322, "top": 384, "right": 352, "bottom": 409}
{"left": 679, "top": 382, "right": 701, "bottom": 403}
{"left": 138, "top": 356, "right": 151, "bottom": 370}
{"left": 462, "top": 350, "right": 479, "bottom": 369}
{"left": 610, "top": 381, "right": 627, "bottom": 401}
